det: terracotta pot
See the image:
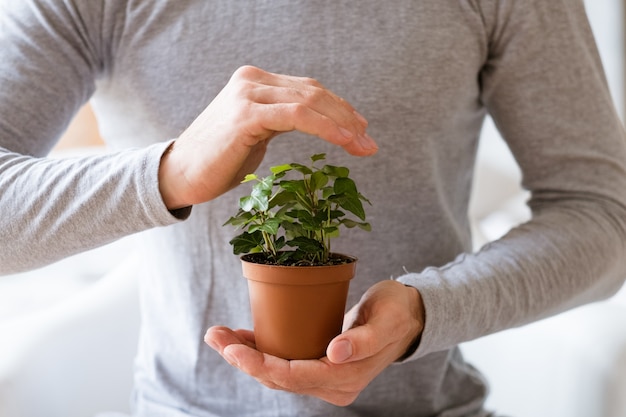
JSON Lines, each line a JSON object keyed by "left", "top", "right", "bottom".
{"left": 241, "top": 254, "right": 356, "bottom": 360}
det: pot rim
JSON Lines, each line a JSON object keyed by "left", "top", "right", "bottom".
{"left": 241, "top": 253, "right": 357, "bottom": 286}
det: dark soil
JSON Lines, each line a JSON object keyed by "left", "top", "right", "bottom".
{"left": 242, "top": 252, "right": 355, "bottom": 267}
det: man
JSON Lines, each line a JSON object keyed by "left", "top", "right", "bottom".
{"left": 1, "top": 1, "right": 625, "bottom": 416}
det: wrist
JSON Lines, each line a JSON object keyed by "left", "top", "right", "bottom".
{"left": 398, "top": 285, "right": 424, "bottom": 361}
{"left": 158, "top": 141, "right": 191, "bottom": 210}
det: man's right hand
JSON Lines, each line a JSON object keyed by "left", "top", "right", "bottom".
{"left": 158, "top": 65, "right": 377, "bottom": 210}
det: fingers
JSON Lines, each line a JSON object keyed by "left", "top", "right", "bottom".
{"left": 256, "top": 102, "right": 377, "bottom": 156}
{"left": 248, "top": 76, "right": 368, "bottom": 141}
{"left": 238, "top": 66, "right": 356, "bottom": 121}
{"left": 327, "top": 281, "right": 424, "bottom": 364}
{"left": 233, "top": 328, "right": 256, "bottom": 345}
{"left": 231, "top": 66, "right": 378, "bottom": 156}
{"left": 204, "top": 326, "right": 256, "bottom": 351}
{"left": 220, "top": 342, "right": 363, "bottom": 406}
{"left": 327, "top": 323, "right": 392, "bottom": 364}
{"left": 205, "top": 325, "right": 381, "bottom": 406}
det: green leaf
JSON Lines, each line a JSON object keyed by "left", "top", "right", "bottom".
{"left": 329, "top": 209, "right": 345, "bottom": 219}
{"left": 313, "top": 210, "right": 329, "bottom": 225}
{"left": 311, "top": 153, "right": 326, "bottom": 162}
{"left": 322, "top": 165, "right": 349, "bottom": 178}
{"left": 248, "top": 217, "right": 280, "bottom": 235}
{"left": 269, "top": 190, "right": 296, "bottom": 209}
{"left": 229, "top": 231, "right": 264, "bottom": 254}
{"left": 240, "top": 193, "right": 268, "bottom": 212}
{"left": 239, "top": 196, "right": 255, "bottom": 212}
{"left": 223, "top": 210, "right": 254, "bottom": 227}
{"left": 294, "top": 193, "right": 314, "bottom": 212}
{"left": 282, "top": 221, "right": 305, "bottom": 239}
{"left": 289, "top": 163, "right": 313, "bottom": 175}
{"left": 252, "top": 186, "right": 271, "bottom": 200}
{"left": 287, "top": 236, "right": 324, "bottom": 253}
{"left": 331, "top": 194, "right": 366, "bottom": 220}
{"left": 288, "top": 210, "right": 316, "bottom": 230}
{"left": 301, "top": 218, "right": 322, "bottom": 231}
{"left": 316, "top": 199, "right": 329, "bottom": 211}
{"left": 323, "top": 226, "right": 340, "bottom": 238}
{"left": 341, "top": 219, "right": 372, "bottom": 231}
{"left": 274, "top": 236, "right": 287, "bottom": 251}
{"left": 279, "top": 180, "right": 307, "bottom": 195}
{"left": 310, "top": 170, "right": 328, "bottom": 192}
{"left": 239, "top": 178, "right": 273, "bottom": 212}
{"left": 270, "top": 164, "right": 292, "bottom": 175}
{"left": 334, "top": 177, "right": 358, "bottom": 196}
{"left": 241, "top": 173, "right": 258, "bottom": 183}
{"left": 322, "top": 186, "right": 335, "bottom": 199}
{"left": 276, "top": 251, "right": 294, "bottom": 265}
{"left": 254, "top": 176, "right": 274, "bottom": 194}
{"left": 273, "top": 203, "right": 295, "bottom": 220}
{"left": 333, "top": 177, "right": 366, "bottom": 220}
{"left": 358, "top": 222, "right": 372, "bottom": 231}
{"left": 359, "top": 193, "right": 372, "bottom": 205}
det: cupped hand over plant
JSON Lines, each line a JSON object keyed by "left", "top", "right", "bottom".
{"left": 158, "top": 65, "right": 378, "bottom": 210}
{"left": 205, "top": 280, "right": 424, "bottom": 406}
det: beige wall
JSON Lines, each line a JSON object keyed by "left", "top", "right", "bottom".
{"left": 54, "top": 104, "right": 103, "bottom": 150}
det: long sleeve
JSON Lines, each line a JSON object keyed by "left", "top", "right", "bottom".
{"left": 0, "top": 1, "right": 183, "bottom": 274}
{"left": 398, "top": 0, "right": 626, "bottom": 359}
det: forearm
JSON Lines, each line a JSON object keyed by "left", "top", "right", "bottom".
{"left": 398, "top": 194, "right": 626, "bottom": 359}
{"left": 394, "top": 0, "right": 626, "bottom": 361}
{"left": 0, "top": 142, "right": 183, "bottom": 274}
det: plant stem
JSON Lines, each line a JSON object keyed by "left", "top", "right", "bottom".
{"left": 262, "top": 230, "right": 276, "bottom": 258}
{"left": 259, "top": 211, "right": 277, "bottom": 258}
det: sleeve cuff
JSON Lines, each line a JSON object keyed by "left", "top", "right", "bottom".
{"left": 139, "top": 139, "right": 193, "bottom": 225}
{"left": 394, "top": 270, "right": 452, "bottom": 363}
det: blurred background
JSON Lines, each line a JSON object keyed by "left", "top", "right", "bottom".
{"left": 1, "top": 1, "right": 626, "bottom": 416}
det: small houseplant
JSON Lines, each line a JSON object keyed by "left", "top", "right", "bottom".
{"left": 224, "top": 153, "right": 371, "bottom": 359}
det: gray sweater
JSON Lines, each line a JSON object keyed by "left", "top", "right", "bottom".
{"left": 2, "top": 1, "right": 626, "bottom": 416}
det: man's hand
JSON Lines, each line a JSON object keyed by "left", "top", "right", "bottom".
{"left": 205, "top": 280, "right": 424, "bottom": 406}
{"left": 158, "top": 65, "right": 377, "bottom": 210}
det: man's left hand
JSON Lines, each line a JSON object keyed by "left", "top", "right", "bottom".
{"left": 205, "top": 280, "right": 424, "bottom": 406}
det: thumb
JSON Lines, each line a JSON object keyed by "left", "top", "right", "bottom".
{"left": 326, "top": 281, "right": 423, "bottom": 364}
{"left": 326, "top": 321, "right": 390, "bottom": 364}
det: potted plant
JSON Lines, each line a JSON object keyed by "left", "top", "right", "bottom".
{"left": 224, "top": 153, "right": 371, "bottom": 359}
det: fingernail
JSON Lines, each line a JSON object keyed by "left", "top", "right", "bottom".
{"left": 205, "top": 338, "right": 219, "bottom": 351}
{"left": 339, "top": 127, "right": 354, "bottom": 139}
{"left": 332, "top": 339, "right": 353, "bottom": 363}
{"left": 223, "top": 348, "right": 240, "bottom": 368}
{"left": 358, "top": 134, "right": 378, "bottom": 151}
{"left": 354, "top": 111, "right": 368, "bottom": 126}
